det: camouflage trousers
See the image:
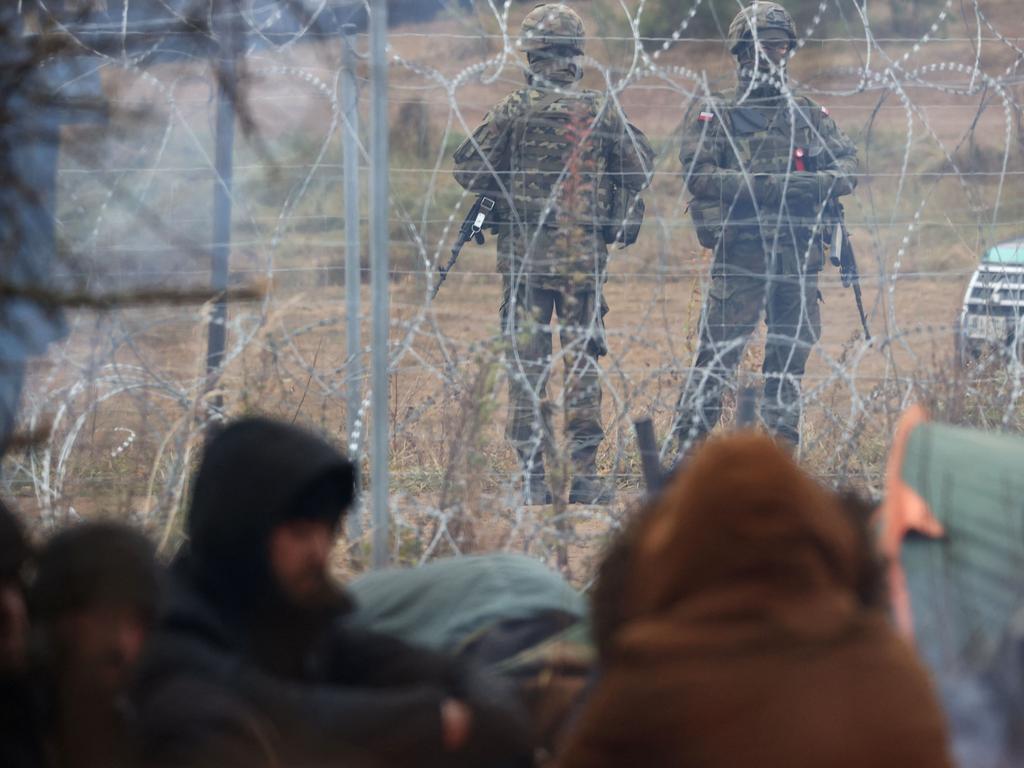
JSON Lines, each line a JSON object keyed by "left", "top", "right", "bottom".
{"left": 501, "top": 282, "right": 607, "bottom": 466}
{"left": 674, "top": 247, "right": 821, "bottom": 447}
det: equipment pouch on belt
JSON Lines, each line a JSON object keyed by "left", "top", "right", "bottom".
{"left": 584, "top": 292, "right": 610, "bottom": 358}
{"left": 688, "top": 197, "right": 725, "bottom": 249}
{"left": 602, "top": 186, "right": 645, "bottom": 246}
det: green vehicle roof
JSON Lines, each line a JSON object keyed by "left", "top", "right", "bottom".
{"left": 983, "top": 241, "right": 1024, "bottom": 264}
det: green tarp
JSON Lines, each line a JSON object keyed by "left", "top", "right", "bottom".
{"left": 347, "top": 553, "right": 587, "bottom": 655}
{"left": 900, "top": 422, "right": 1024, "bottom": 670}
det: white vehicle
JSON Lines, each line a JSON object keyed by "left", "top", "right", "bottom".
{"left": 958, "top": 239, "right": 1024, "bottom": 362}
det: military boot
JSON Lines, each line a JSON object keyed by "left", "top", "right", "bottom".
{"left": 568, "top": 450, "right": 614, "bottom": 505}
{"left": 518, "top": 450, "right": 552, "bottom": 506}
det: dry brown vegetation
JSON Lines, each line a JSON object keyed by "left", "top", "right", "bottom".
{"left": 6, "top": 0, "right": 1024, "bottom": 580}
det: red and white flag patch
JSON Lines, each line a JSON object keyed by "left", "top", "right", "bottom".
{"left": 820, "top": 105, "right": 830, "bottom": 117}
{"left": 698, "top": 111, "right": 715, "bottom": 122}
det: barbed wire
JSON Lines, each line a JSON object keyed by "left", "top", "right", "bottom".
{"left": 2, "top": 0, "right": 1023, "bottom": 574}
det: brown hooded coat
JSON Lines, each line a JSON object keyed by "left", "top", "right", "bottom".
{"left": 558, "top": 434, "right": 953, "bottom": 768}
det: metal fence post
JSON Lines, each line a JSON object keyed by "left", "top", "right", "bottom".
{"left": 340, "top": 23, "right": 363, "bottom": 540}
{"left": 737, "top": 386, "right": 757, "bottom": 428}
{"left": 205, "top": 3, "right": 238, "bottom": 416}
{"left": 369, "top": 0, "right": 390, "bottom": 568}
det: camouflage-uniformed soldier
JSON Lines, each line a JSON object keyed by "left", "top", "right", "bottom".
{"left": 674, "top": 1, "right": 858, "bottom": 449}
{"left": 453, "top": 3, "right": 653, "bottom": 504}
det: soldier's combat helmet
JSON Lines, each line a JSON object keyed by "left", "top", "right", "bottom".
{"left": 520, "top": 3, "right": 586, "bottom": 55}
{"left": 728, "top": 1, "right": 797, "bottom": 55}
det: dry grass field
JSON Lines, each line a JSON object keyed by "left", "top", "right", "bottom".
{"left": 6, "top": 0, "right": 1024, "bottom": 579}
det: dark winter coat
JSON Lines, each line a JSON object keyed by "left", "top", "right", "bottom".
{"left": 133, "top": 418, "right": 529, "bottom": 768}
{"left": 134, "top": 572, "right": 458, "bottom": 768}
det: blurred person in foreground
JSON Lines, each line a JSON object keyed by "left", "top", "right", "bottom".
{"left": 26, "top": 521, "right": 161, "bottom": 768}
{"left": 133, "top": 417, "right": 530, "bottom": 768}
{"left": 348, "top": 552, "right": 594, "bottom": 762}
{"left": 0, "top": 500, "right": 31, "bottom": 676}
{"left": 557, "top": 432, "right": 953, "bottom": 768}
{"left": 0, "top": 499, "right": 40, "bottom": 768}
{"left": 453, "top": 2, "right": 654, "bottom": 505}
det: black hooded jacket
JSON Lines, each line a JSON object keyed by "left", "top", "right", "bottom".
{"left": 135, "top": 565, "right": 464, "bottom": 768}
{"left": 173, "top": 417, "right": 361, "bottom": 680}
{"left": 184, "top": 417, "right": 355, "bottom": 622}
{"left": 133, "top": 419, "right": 531, "bottom": 768}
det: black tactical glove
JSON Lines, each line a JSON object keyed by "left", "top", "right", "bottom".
{"left": 797, "top": 170, "right": 854, "bottom": 200}
{"left": 755, "top": 171, "right": 854, "bottom": 208}
{"left": 786, "top": 172, "right": 829, "bottom": 206}
{"left": 752, "top": 173, "right": 783, "bottom": 206}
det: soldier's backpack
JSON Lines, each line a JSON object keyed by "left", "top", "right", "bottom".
{"left": 603, "top": 185, "right": 646, "bottom": 246}
{"left": 510, "top": 89, "right": 608, "bottom": 231}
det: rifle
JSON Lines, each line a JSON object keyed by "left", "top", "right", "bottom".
{"left": 633, "top": 418, "right": 665, "bottom": 494}
{"left": 634, "top": 385, "right": 760, "bottom": 497}
{"left": 825, "top": 200, "right": 871, "bottom": 341}
{"left": 432, "top": 195, "right": 495, "bottom": 299}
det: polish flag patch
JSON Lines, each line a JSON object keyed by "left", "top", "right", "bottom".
{"left": 821, "top": 105, "right": 831, "bottom": 117}
{"left": 698, "top": 111, "right": 715, "bottom": 122}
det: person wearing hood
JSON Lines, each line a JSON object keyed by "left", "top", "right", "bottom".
{"left": 453, "top": 3, "right": 654, "bottom": 506}
{"left": 133, "top": 416, "right": 530, "bottom": 768}
{"left": 557, "top": 433, "right": 954, "bottom": 768}
{"left": 673, "top": 1, "right": 859, "bottom": 452}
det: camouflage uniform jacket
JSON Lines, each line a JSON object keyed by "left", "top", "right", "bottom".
{"left": 453, "top": 68, "right": 653, "bottom": 291}
{"left": 681, "top": 87, "right": 858, "bottom": 271}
